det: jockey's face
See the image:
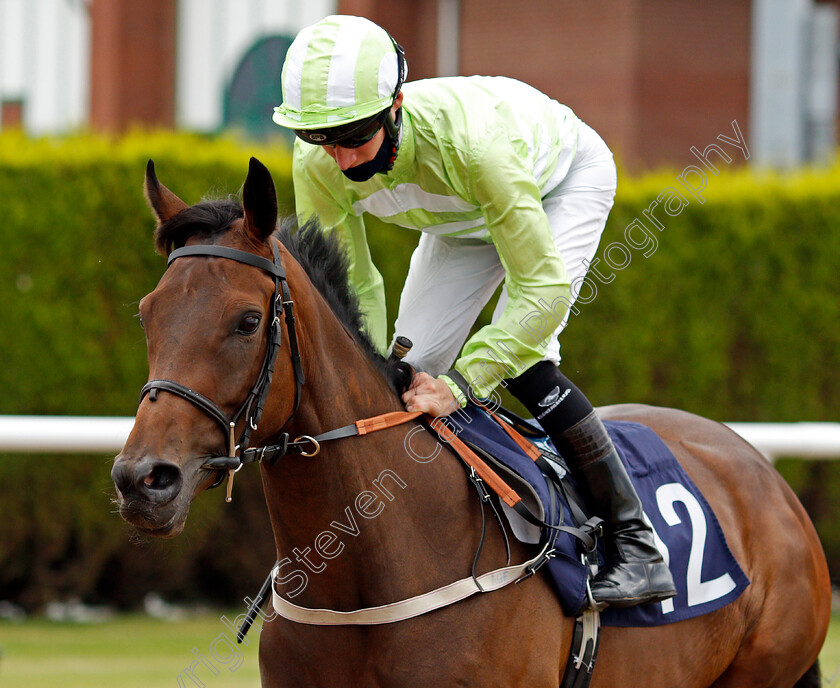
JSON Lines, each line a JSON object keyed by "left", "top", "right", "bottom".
{"left": 322, "top": 92, "right": 403, "bottom": 172}
{"left": 323, "top": 127, "right": 386, "bottom": 170}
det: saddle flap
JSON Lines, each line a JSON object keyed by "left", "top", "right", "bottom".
{"left": 465, "top": 440, "right": 547, "bottom": 544}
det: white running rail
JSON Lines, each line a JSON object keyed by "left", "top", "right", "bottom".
{"left": 0, "top": 416, "right": 838, "bottom": 462}
{"left": 0, "top": 416, "right": 136, "bottom": 454}
{"left": 725, "top": 422, "right": 840, "bottom": 461}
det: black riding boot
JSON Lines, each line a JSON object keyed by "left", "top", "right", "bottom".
{"left": 556, "top": 410, "right": 677, "bottom": 608}
{"left": 506, "top": 361, "right": 676, "bottom": 610}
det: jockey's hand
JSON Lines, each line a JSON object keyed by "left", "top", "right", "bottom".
{"left": 402, "top": 372, "right": 459, "bottom": 416}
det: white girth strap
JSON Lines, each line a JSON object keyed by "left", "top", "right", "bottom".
{"left": 271, "top": 542, "right": 552, "bottom": 626}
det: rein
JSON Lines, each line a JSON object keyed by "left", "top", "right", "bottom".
{"left": 139, "top": 240, "right": 304, "bottom": 501}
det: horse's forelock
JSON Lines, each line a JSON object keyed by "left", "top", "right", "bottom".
{"left": 153, "top": 199, "right": 244, "bottom": 254}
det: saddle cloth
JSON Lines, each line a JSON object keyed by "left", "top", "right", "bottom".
{"left": 445, "top": 405, "right": 750, "bottom": 627}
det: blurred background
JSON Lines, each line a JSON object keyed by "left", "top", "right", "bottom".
{"left": 0, "top": 0, "right": 839, "bottom": 686}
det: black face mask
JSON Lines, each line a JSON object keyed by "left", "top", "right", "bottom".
{"left": 341, "top": 110, "right": 401, "bottom": 183}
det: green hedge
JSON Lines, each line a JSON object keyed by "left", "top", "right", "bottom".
{"left": 0, "top": 131, "right": 295, "bottom": 609}
{"left": 566, "top": 165, "right": 840, "bottom": 422}
{"left": 0, "top": 131, "right": 838, "bottom": 610}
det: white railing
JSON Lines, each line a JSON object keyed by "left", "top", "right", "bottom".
{"left": 0, "top": 416, "right": 135, "bottom": 454}
{"left": 0, "top": 416, "right": 839, "bottom": 462}
{"left": 725, "top": 422, "right": 840, "bottom": 461}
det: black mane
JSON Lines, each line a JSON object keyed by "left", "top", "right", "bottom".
{"left": 154, "top": 199, "right": 412, "bottom": 394}
{"left": 275, "top": 215, "right": 382, "bottom": 362}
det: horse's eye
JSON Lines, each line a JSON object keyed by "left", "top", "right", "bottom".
{"left": 237, "top": 315, "right": 261, "bottom": 335}
{"left": 137, "top": 314, "right": 145, "bottom": 330}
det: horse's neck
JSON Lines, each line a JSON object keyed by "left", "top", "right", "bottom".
{"left": 260, "top": 292, "right": 484, "bottom": 608}
{"left": 285, "top": 291, "right": 402, "bottom": 443}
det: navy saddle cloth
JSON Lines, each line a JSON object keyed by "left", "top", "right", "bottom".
{"left": 449, "top": 405, "right": 749, "bottom": 627}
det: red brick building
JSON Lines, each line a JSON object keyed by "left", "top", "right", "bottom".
{"left": 51, "top": 0, "right": 840, "bottom": 169}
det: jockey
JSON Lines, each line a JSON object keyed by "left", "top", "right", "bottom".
{"left": 272, "top": 14, "right": 675, "bottom": 610}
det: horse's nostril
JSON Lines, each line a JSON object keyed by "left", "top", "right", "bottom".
{"left": 112, "top": 458, "right": 182, "bottom": 504}
{"left": 136, "top": 460, "right": 182, "bottom": 504}
{"left": 143, "top": 463, "right": 181, "bottom": 492}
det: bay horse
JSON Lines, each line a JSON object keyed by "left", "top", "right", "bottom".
{"left": 112, "top": 158, "right": 830, "bottom": 687}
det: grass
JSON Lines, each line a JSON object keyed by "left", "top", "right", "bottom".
{"left": 822, "top": 613, "right": 840, "bottom": 686}
{"left": 0, "top": 611, "right": 261, "bottom": 688}
{"left": 1, "top": 610, "right": 839, "bottom": 687}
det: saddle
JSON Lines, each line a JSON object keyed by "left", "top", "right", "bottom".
{"left": 435, "top": 403, "right": 749, "bottom": 627}
{"left": 434, "top": 403, "right": 750, "bottom": 686}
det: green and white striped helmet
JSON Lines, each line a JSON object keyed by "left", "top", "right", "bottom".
{"left": 272, "top": 15, "right": 407, "bottom": 131}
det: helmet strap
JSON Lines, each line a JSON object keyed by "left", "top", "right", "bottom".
{"left": 382, "top": 107, "right": 402, "bottom": 171}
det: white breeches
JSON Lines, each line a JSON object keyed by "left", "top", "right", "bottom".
{"left": 392, "top": 121, "right": 617, "bottom": 377}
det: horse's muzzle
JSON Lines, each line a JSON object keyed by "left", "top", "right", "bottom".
{"left": 111, "top": 457, "right": 183, "bottom": 506}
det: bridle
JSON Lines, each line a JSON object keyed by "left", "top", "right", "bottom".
{"left": 136, "top": 239, "right": 421, "bottom": 503}
{"left": 139, "top": 239, "right": 305, "bottom": 500}
{"left": 134, "top": 236, "right": 605, "bottom": 641}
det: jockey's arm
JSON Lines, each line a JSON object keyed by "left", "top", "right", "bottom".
{"left": 293, "top": 151, "right": 388, "bottom": 352}
{"left": 439, "top": 132, "right": 572, "bottom": 406}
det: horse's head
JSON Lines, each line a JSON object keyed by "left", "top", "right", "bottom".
{"left": 112, "top": 158, "right": 298, "bottom": 537}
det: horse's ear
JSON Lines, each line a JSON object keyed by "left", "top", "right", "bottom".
{"left": 144, "top": 159, "right": 188, "bottom": 226}
{"left": 242, "top": 157, "right": 278, "bottom": 243}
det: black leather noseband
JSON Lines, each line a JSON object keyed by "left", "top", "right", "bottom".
{"left": 139, "top": 241, "right": 305, "bottom": 481}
